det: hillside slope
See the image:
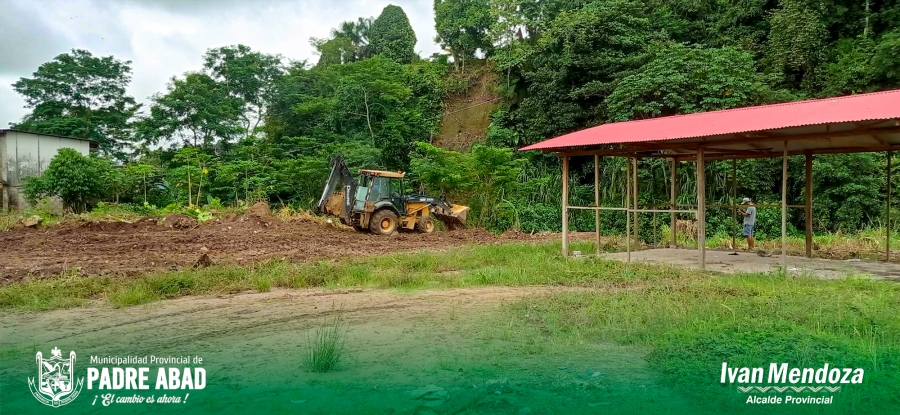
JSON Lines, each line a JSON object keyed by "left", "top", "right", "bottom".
{"left": 432, "top": 66, "right": 499, "bottom": 152}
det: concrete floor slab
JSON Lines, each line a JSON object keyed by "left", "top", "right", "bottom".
{"left": 601, "top": 248, "right": 900, "bottom": 280}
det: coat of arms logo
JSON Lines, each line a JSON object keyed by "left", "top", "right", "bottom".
{"left": 28, "top": 347, "right": 84, "bottom": 407}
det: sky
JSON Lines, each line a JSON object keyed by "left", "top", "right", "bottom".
{"left": 0, "top": 0, "right": 441, "bottom": 127}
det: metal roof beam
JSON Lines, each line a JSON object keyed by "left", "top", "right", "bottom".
{"left": 552, "top": 125, "right": 900, "bottom": 157}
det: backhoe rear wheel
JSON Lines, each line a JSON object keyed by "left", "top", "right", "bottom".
{"left": 370, "top": 209, "right": 399, "bottom": 235}
{"left": 416, "top": 217, "right": 435, "bottom": 233}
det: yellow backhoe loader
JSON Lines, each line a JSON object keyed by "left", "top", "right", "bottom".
{"left": 317, "top": 156, "right": 469, "bottom": 235}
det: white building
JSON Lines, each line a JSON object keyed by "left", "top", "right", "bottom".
{"left": 0, "top": 129, "right": 95, "bottom": 211}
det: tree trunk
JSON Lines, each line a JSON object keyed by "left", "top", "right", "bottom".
{"left": 196, "top": 173, "right": 203, "bottom": 207}
{"left": 363, "top": 89, "right": 375, "bottom": 142}
{"left": 864, "top": 0, "right": 871, "bottom": 38}
{"left": 250, "top": 107, "right": 264, "bottom": 138}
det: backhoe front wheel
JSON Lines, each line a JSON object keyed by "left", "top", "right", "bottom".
{"left": 370, "top": 210, "right": 399, "bottom": 235}
{"left": 416, "top": 217, "right": 435, "bottom": 233}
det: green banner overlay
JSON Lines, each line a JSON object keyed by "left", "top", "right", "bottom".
{"left": 2, "top": 283, "right": 898, "bottom": 415}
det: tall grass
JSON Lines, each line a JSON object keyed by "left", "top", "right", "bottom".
{"left": 0, "top": 213, "right": 17, "bottom": 231}
{"left": 304, "top": 310, "right": 348, "bottom": 373}
{"left": 657, "top": 224, "right": 900, "bottom": 260}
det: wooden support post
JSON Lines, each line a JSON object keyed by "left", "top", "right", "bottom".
{"left": 633, "top": 157, "right": 639, "bottom": 247}
{"left": 671, "top": 160, "right": 677, "bottom": 247}
{"left": 887, "top": 151, "right": 892, "bottom": 262}
{"left": 731, "top": 158, "right": 737, "bottom": 251}
{"left": 626, "top": 157, "right": 631, "bottom": 263}
{"left": 653, "top": 211, "right": 657, "bottom": 246}
{"left": 697, "top": 148, "right": 706, "bottom": 270}
{"left": 562, "top": 155, "right": 569, "bottom": 257}
{"left": 595, "top": 154, "right": 601, "bottom": 257}
{"left": 805, "top": 152, "right": 813, "bottom": 258}
{"left": 782, "top": 143, "right": 788, "bottom": 269}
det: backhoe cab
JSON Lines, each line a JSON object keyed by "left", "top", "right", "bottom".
{"left": 317, "top": 156, "right": 469, "bottom": 235}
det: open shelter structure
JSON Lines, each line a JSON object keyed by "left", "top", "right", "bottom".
{"left": 520, "top": 89, "right": 900, "bottom": 269}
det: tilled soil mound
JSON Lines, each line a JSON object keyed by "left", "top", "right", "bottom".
{"left": 0, "top": 215, "right": 555, "bottom": 283}
{"left": 159, "top": 214, "right": 198, "bottom": 229}
{"left": 243, "top": 201, "right": 271, "bottom": 217}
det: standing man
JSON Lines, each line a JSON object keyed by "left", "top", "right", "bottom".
{"left": 739, "top": 197, "right": 756, "bottom": 250}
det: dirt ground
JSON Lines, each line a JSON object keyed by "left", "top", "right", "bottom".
{"left": 602, "top": 248, "right": 900, "bottom": 280}
{"left": 0, "top": 286, "right": 686, "bottom": 414}
{"left": 0, "top": 213, "right": 559, "bottom": 284}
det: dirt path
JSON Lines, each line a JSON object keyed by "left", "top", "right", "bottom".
{"left": 0, "top": 214, "right": 559, "bottom": 283}
{"left": 0, "top": 286, "right": 573, "bottom": 351}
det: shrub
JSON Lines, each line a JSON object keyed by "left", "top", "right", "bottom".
{"left": 27, "top": 149, "right": 113, "bottom": 213}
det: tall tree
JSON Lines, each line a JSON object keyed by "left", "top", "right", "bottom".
{"left": 137, "top": 73, "right": 244, "bottom": 148}
{"left": 487, "top": 0, "right": 589, "bottom": 94}
{"left": 312, "top": 17, "right": 374, "bottom": 66}
{"left": 203, "top": 45, "right": 284, "bottom": 138}
{"left": 503, "top": 0, "right": 660, "bottom": 143}
{"left": 767, "top": 0, "right": 828, "bottom": 89}
{"left": 11, "top": 49, "right": 139, "bottom": 156}
{"left": 488, "top": 0, "right": 588, "bottom": 53}
{"left": 606, "top": 44, "right": 783, "bottom": 120}
{"left": 820, "top": 38, "right": 877, "bottom": 96}
{"left": 312, "top": 35, "right": 359, "bottom": 66}
{"left": 434, "top": 0, "right": 493, "bottom": 69}
{"left": 265, "top": 56, "right": 445, "bottom": 169}
{"left": 369, "top": 5, "right": 418, "bottom": 64}
{"left": 333, "top": 17, "right": 374, "bottom": 50}
{"left": 872, "top": 29, "right": 900, "bottom": 82}
{"left": 644, "top": 0, "right": 771, "bottom": 51}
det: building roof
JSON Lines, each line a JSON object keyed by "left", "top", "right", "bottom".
{"left": 0, "top": 129, "right": 97, "bottom": 143}
{"left": 520, "top": 89, "right": 900, "bottom": 160}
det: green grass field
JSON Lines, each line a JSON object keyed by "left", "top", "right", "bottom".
{"left": 512, "top": 274, "right": 900, "bottom": 413}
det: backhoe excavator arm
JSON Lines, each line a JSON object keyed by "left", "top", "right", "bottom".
{"left": 317, "top": 155, "right": 356, "bottom": 217}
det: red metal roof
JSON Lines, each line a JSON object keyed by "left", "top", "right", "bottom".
{"left": 520, "top": 89, "right": 900, "bottom": 152}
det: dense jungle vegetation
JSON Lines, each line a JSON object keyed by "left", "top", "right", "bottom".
{"left": 10, "top": 0, "right": 900, "bottom": 239}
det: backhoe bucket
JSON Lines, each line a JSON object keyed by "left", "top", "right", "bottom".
{"left": 324, "top": 192, "right": 344, "bottom": 217}
{"left": 432, "top": 204, "right": 469, "bottom": 229}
